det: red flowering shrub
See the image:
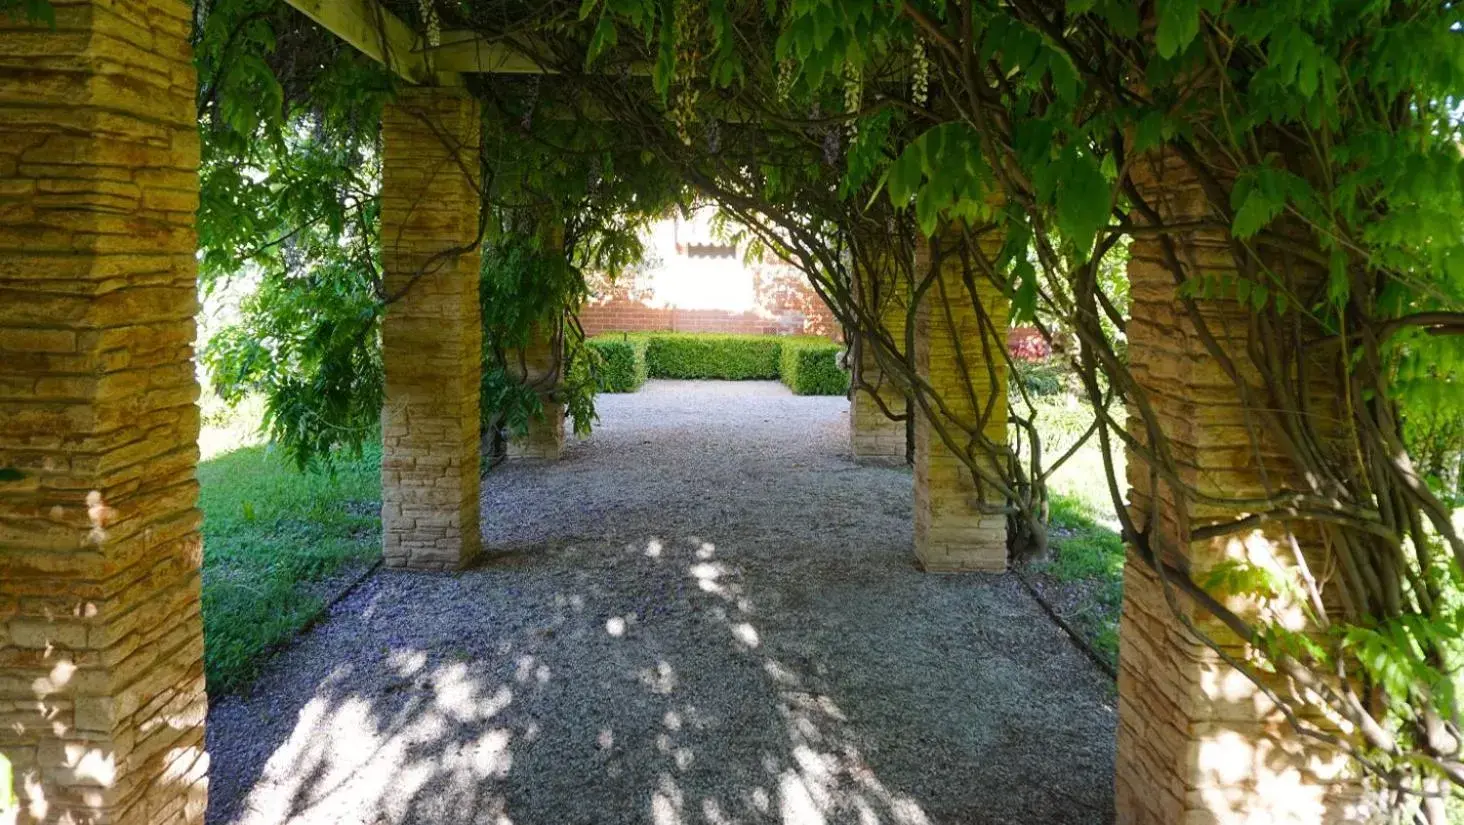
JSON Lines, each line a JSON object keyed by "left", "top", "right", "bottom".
{"left": 1007, "top": 327, "right": 1051, "bottom": 362}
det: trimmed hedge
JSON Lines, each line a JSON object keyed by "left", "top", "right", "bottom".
{"left": 779, "top": 338, "right": 850, "bottom": 395}
{"left": 644, "top": 333, "right": 782, "bottom": 380}
{"left": 587, "top": 336, "right": 649, "bottom": 392}
{"left": 586, "top": 332, "right": 849, "bottom": 395}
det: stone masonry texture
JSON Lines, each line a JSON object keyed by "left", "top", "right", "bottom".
{"left": 912, "top": 229, "right": 1009, "bottom": 573}
{"left": 0, "top": 2, "right": 209, "bottom": 823}
{"left": 504, "top": 321, "right": 565, "bottom": 462}
{"left": 1116, "top": 152, "right": 1371, "bottom": 824}
{"left": 849, "top": 246, "right": 909, "bottom": 466}
{"left": 380, "top": 86, "right": 484, "bottom": 571}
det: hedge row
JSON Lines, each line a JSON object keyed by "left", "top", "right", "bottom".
{"left": 779, "top": 338, "right": 851, "bottom": 395}
{"left": 646, "top": 333, "right": 782, "bottom": 380}
{"left": 586, "top": 333, "right": 847, "bottom": 395}
{"left": 586, "top": 336, "right": 650, "bottom": 392}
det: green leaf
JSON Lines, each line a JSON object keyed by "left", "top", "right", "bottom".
{"left": 587, "top": 13, "right": 618, "bottom": 64}
{"left": 1133, "top": 111, "right": 1166, "bottom": 154}
{"left": 1012, "top": 259, "right": 1039, "bottom": 322}
{"left": 1231, "top": 190, "right": 1281, "bottom": 239}
{"left": 0, "top": 0, "right": 54, "bottom": 25}
{"left": 1234, "top": 277, "right": 1252, "bottom": 304}
{"left": 1230, "top": 170, "right": 1286, "bottom": 239}
{"left": 1048, "top": 48, "right": 1079, "bottom": 101}
{"left": 887, "top": 141, "right": 924, "bottom": 208}
{"left": 1328, "top": 247, "right": 1350, "bottom": 305}
{"left": 1155, "top": 0, "right": 1200, "bottom": 59}
{"left": 914, "top": 181, "right": 943, "bottom": 238}
{"left": 0, "top": 467, "right": 22, "bottom": 482}
{"left": 1055, "top": 149, "right": 1110, "bottom": 258}
{"left": 1097, "top": 0, "right": 1139, "bottom": 37}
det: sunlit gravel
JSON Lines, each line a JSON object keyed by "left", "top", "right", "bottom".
{"left": 206, "top": 380, "right": 1116, "bottom": 825}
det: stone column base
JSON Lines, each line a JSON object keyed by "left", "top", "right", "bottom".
{"left": 506, "top": 403, "right": 565, "bottom": 461}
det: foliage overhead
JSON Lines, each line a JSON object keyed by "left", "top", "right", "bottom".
{"left": 192, "top": 0, "right": 692, "bottom": 468}
{"left": 456, "top": 0, "right": 1464, "bottom": 814}
{"left": 172, "top": 0, "right": 1464, "bottom": 817}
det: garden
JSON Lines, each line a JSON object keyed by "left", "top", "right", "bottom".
{"left": 190, "top": 336, "right": 1130, "bottom": 700}
{"left": 5, "top": 0, "right": 1464, "bottom": 822}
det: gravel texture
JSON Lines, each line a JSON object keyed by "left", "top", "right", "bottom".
{"left": 207, "top": 380, "right": 1117, "bottom": 825}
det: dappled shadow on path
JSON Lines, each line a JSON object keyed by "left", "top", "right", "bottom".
{"left": 206, "top": 383, "right": 1115, "bottom": 825}
{"left": 207, "top": 533, "right": 1114, "bottom": 825}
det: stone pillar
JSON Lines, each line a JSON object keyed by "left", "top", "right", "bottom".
{"left": 1115, "top": 154, "right": 1368, "bottom": 823}
{"left": 912, "top": 228, "right": 1009, "bottom": 572}
{"left": 380, "top": 86, "right": 483, "bottom": 571}
{"left": 849, "top": 247, "right": 909, "bottom": 466}
{"left": 505, "top": 223, "right": 567, "bottom": 462}
{"left": 0, "top": 2, "right": 209, "bottom": 823}
{"left": 504, "top": 325, "right": 565, "bottom": 462}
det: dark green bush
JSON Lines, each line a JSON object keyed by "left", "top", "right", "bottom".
{"left": 587, "top": 336, "right": 649, "bottom": 392}
{"left": 1011, "top": 358, "right": 1069, "bottom": 398}
{"left": 644, "top": 333, "right": 782, "bottom": 380}
{"left": 586, "top": 332, "right": 849, "bottom": 395}
{"left": 779, "top": 338, "right": 850, "bottom": 395}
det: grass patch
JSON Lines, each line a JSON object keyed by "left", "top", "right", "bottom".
{"left": 1024, "top": 386, "right": 1128, "bottom": 667}
{"left": 1036, "top": 492, "right": 1126, "bottom": 663}
{"left": 199, "top": 440, "right": 382, "bottom": 693}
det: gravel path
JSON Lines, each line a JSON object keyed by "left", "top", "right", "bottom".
{"left": 207, "top": 380, "right": 1116, "bottom": 825}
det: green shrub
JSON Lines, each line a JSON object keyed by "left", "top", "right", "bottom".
{"left": 1011, "top": 358, "right": 1069, "bottom": 398}
{"left": 644, "top": 333, "right": 782, "bottom": 379}
{"left": 779, "top": 338, "right": 850, "bottom": 395}
{"left": 586, "top": 332, "right": 849, "bottom": 394}
{"left": 587, "top": 336, "right": 649, "bottom": 392}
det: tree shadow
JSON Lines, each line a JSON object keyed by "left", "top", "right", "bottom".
{"left": 206, "top": 530, "right": 1115, "bottom": 825}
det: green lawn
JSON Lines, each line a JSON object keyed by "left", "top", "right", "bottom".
{"left": 198, "top": 435, "right": 382, "bottom": 693}
{"left": 1036, "top": 493, "right": 1126, "bottom": 663}
{"left": 1021, "top": 388, "right": 1127, "bottom": 666}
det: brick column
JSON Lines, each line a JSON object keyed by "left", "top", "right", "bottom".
{"left": 380, "top": 86, "right": 483, "bottom": 571}
{"left": 1116, "top": 154, "right": 1368, "bottom": 823}
{"left": 849, "top": 248, "right": 909, "bottom": 466}
{"left": 506, "top": 223, "right": 566, "bottom": 462}
{"left": 912, "top": 228, "right": 1009, "bottom": 572}
{"left": 0, "top": 2, "right": 209, "bottom": 823}
{"left": 504, "top": 329, "right": 566, "bottom": 461}
{"left": 505, "top": 325, "right": 565, "bottom": 461}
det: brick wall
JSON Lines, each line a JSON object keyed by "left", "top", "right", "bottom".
{"left": 911, "top": 228, "right": 1010, "bottom": 573}
{"left": 580, "top": 235, "right": 840, "bottom": 338}
{"left": 849, "top": 246, "right": 910, "bottom": 465}
{"left": 504, "top": 322, "right": 565, "bottom": 461}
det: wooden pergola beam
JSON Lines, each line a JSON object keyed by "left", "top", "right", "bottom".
{"left": 425, "top": 31, "right": 651, "bottom": 77}
{"left": 284, "top": 0, "right": 459, "bottom": 85}
{"left": 283, "top": 1, "right": 646, "bottom": 82}
{"left": 426, "top": 31, "right": 555, "bottom": 75}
